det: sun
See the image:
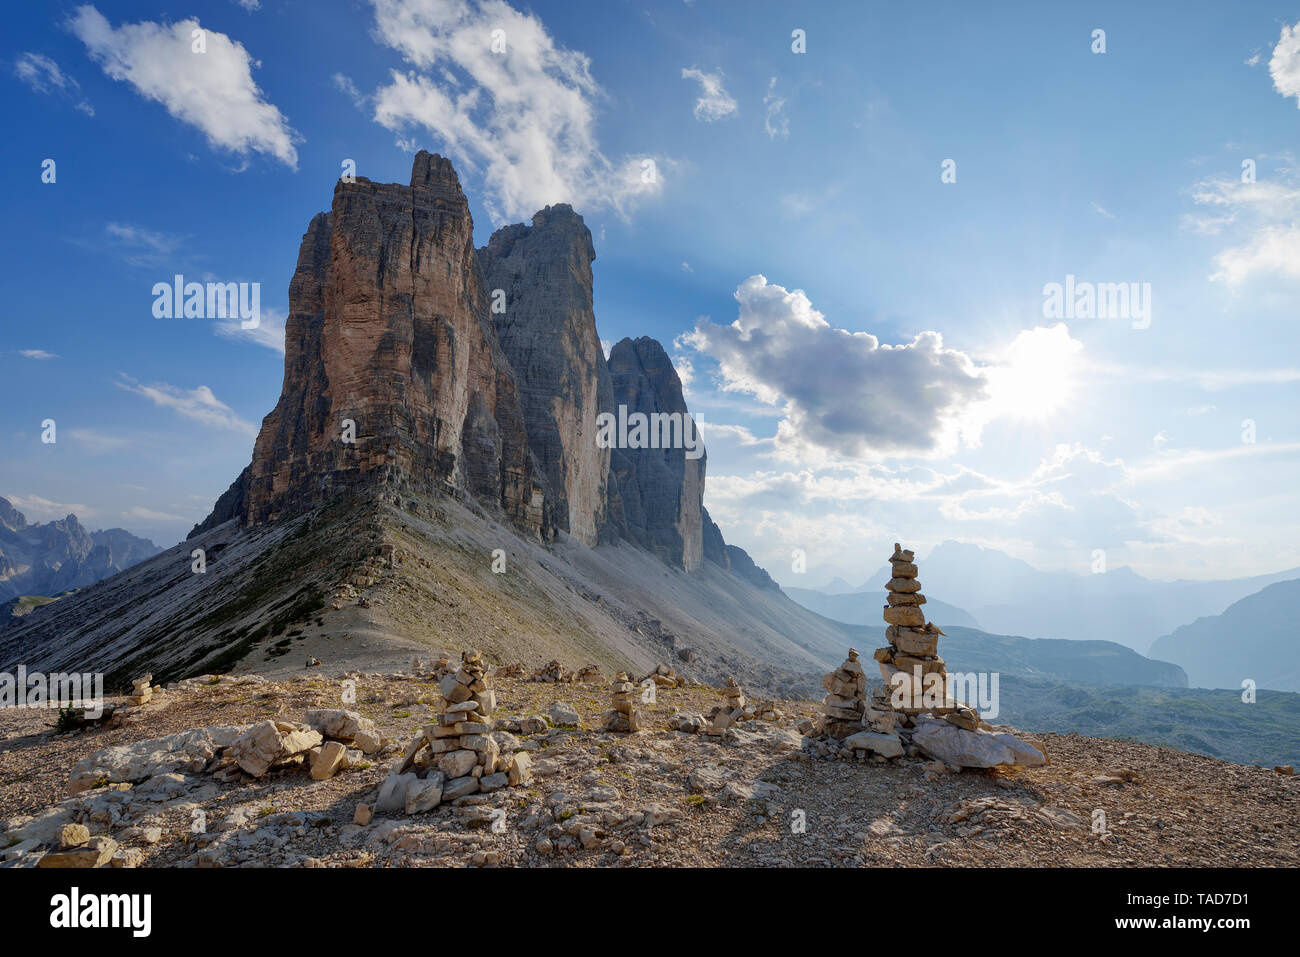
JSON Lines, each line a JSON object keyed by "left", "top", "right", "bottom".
{"left": 984, "top": 324, "right": 1083, "bottom": 422}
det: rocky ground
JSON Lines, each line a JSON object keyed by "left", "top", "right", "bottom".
{"left": 2, "top": 669, "right": 1296, "bottom": 868}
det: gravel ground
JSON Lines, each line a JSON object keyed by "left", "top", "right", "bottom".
{"left": 2, "top": 671, "right": 1296, "bottom": 868}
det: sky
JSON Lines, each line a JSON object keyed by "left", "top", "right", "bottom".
{"left": 2, "top": 0, "right": 1299, "bottom": 586}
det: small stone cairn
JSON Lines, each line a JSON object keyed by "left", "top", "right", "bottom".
{"left": 815, "top": 650, "right": 868, "bottom": 738}
{"left": 600, "top": 672, "right": 641, "bottom": 732}
{"left": 641, "top": 663, "right": 682, "bottom": 689}
{"left": 128, "top": 674, "right": 159, "bottom": 707}
{"left": 531, "top": 659, "right": 573, "bottom": 683}
{"left": 703, "top": 677, "right": 748, "bottom": 735}
{"left": 576, "top": 663, "right": 602, "bottom": 682}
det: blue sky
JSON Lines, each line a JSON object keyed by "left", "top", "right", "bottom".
{"left": 3, "top": 0, "right": 1299, "bottom": 585}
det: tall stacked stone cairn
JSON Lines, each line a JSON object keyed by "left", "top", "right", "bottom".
{"left": 377, "top": 650, "right": 533, "bottom": 815}
{"left": 600, "top": 672, "right": 641, "bottom": 732}
{"left": 857, "top": 542, "right": 1046, "bottom": 769}
{"left": 873, "top": 543, "right": 961, "bottom": 720}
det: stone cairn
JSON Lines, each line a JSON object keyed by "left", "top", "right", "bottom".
{"left": 531, "top": 659, "right": 573, "bottom": 683}
{"left": 641, "top": 663, "right": 682, "bottom": 689}
{"left": 576, "top": 663, "right": 602, "bottom": 682}
{"left": 815, "top": 650, "right": 868, "bottom": 738}
{"left": 750, "top": 699, "right": 780, "bottom": 722}
{"left": 128, "top": 674, "right": 159, "bottom": 707}
{"left": 703, "top": 677, "right": 748, "bottom": 734}
{"left": 493, "top": 662, "right": 524, "bottom": 680}
{"left": 377, "top": 650, "right": 533, "bottom": 816}
{"left": 803, "top": 544, "right": 1045, "bottom": 768}
{"left": 600, "top": 672, "right": 641, "bottom": 732}
{"left": 873, "top": 542, "right": 973, "bottom": 724}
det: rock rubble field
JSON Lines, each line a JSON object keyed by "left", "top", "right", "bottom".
{"left": 2, "top": 657, "right": 1295, "bottom": 868}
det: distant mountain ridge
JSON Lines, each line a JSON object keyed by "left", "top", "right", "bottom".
{"left": 0, "top": 497, "right": 160, "bottom": 603}
{"left": 783, "top": 585, "right": 979, "bottom": 629}
{"left": 1149, "top": 578, "right": 1300, "bottom": 692}
{"left": 855, "top": 541, "right": 1300, "bottom": 653}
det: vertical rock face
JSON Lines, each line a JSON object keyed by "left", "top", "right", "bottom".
{"left": 188, "top": 153, "right": 781, "bottom": 592}
{"left": 477, "top": 205, "right": 613, "bottom": 547}
{"left": 701, "top": 507, "right": 730, "bottom": 570}
{"left": 196, "top": 152, "right": 551, "bottom": 539}
{"left": 605, "top": 337, "right": 705, "bottom": 571}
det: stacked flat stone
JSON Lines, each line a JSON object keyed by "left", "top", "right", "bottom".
{"left": 723, "top": 676, "right": 746, "bottom": 712}
{"left": 641, "top": 663, "right": 681, "bottom": 689}
{"left": 703, "top": 676, "right": 750, "bottom": 734}
{"left": 426, "top": 652, "right": 507, "bottom": 798}
{"left": 601, "top": 672, "right": 641, "bottom": 732}
{"left": 377, "top": 650, "right": 533, "bottom": 816}
{"left": 576, "top": 663, "right": 602, "bottom": 682}
{"left": 750, "top": 700, "right": 779, "bottom": 722}
{"left": 873, "top": 543, "right": 956, "bottom": 716}
{"left": 128, "top": 674, "right": 157, "bottom": 706}
{"left": 531, "top": 659, "right": 573, "bottom": 683}
{"left": 816, "top": 649, "right": 868, "bottom": 738}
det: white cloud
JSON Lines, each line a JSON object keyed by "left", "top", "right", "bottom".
{"left": 101, "top": 221, "right": 181, "bottom": 268}
{"left": 3, "top": 493, "right": 92, "bottom": 521}
{"left": 123, "top": 505, "right": 184, "bottom": 521}
{"left": 780, "top": 194, "right": 814, "bottom": 217}
{"left": 364, "top": 0, "right": 663, "bottom": 222}
{"left": 116, "top": 374, "right": 256, "bottom": 435}
{"left": 69, "top": 5, "right": 298, "bottom": 168}
{"left": 1188, "top": 175, "right": 1300, "bottom": 284}
{"left": 233, "top": 0, "right": 262, "bottom": 10}
{"left": 215, "top": 305, "right": 286, "bottom": 354}
{"left": 17, "top": 349, "right": 58, "bottom": 360}
{"left": 683, "top": 275, "right": 988, "bottom": 461}
{"left": 1090, "top": 200, "right": 1115, "bottom": 219}
{"left": 763, "top": 77, "right": 788, "bottom": 139}
{"left": 1269, "top": 20, "right": 1300, "bottom": 107}
{"left": 67, "top": 428, "right": 130, "bottom": 453}
{"left": 1091, "top": 358, "right": 1300, "bottom": 390}
{"left": 13, "top": 52, "right": 94, "bottom": 114}
{"left": 1211, "top": 223, "right": 1300, "bottom": 283}
{"left": 682, "top": 67, "right": 737, "bottom": 122}
{"left": 332, "top": 72, "right": 366, "bottom": 107}
{"left": 332, "top": 73, "right": 369, "bottom": 108}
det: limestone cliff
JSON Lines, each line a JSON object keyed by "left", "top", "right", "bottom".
{"left": 194, "top": 152, "right": 552, "bottom": 540}
{"left": 191, "top": 154, "right": 781, "bottom": 594}
{"left": 477, "top": 205, "right": 613, "bottom": 547}
{"left": 604, "top": 337, "right": 705, "bottom": 571}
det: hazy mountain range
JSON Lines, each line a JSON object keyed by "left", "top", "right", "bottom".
{"left": 782, "top": 585, "right": 979, "bottom": 629}
{"left": 794, "top": 540, "right": 1300, "bottom": 656}
{"left": 1150, "top": 579, "right": 1300, "bottom": 693}
{"left": 0, "top": 497, "right": 160, "bottom": 604}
